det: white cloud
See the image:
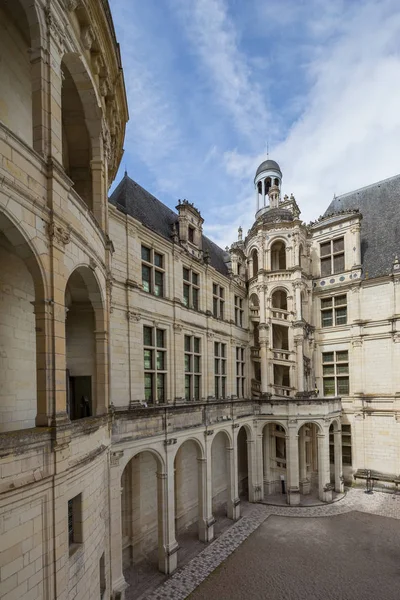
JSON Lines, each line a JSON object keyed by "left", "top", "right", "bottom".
{"left": 172, "top": 0, "right": 270, "bottom": 140}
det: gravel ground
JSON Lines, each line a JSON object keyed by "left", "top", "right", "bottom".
{"left": 188, "top": 511, "right": 400, "bottom": 600}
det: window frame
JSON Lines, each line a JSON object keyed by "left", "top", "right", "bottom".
{"left": 184, "top": 335, "right": 201, "bottom": 401}
{"left": 213, "top": 283, "right": 225, "bottom": 319}
{"left": 214, "top": 341, "right": 227, "bottom": 398}
{"left": 141, "top": 245, "right": 165, "bottom": 297}
{"left": 320, "top": 294, "right": 347, "bottom": 328}
{"left": 322, "top": 350, "right": 349, "bottom": 396}
{"left": 320, "top": 237, "right": 345, "bottom": 276}
{"left": 143, "top": 325, "right": 167, "bottom": 404}
{"left": 234, "top": 295, "right": 244, "bottom": 327}
{"left": 236, "top": 346, "right": 245, "bottom": 398}
{"left": 183, "top": 267, "right": 200, "bottom": 311}
{"left": 68, "top": 493, "right": 83, "bottom": 555}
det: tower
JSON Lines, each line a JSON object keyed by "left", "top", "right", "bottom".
{"left": 254, "top": 159, "right": 282, "bottom": 216}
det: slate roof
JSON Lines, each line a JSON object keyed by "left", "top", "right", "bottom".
{"left": 109, "top": 174, "right": 230, "bottom": 276}
{"left": 255, "top": 159, "right": 282, "bottom": 179}
{"left": 323, "top": 174, "right": 400, "bottom": 280}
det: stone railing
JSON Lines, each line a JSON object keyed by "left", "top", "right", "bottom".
{"left": 273, "top": 385, "right": 292, "bottom": 397}
{"left": 272, "top": 349, "right": 291, "bottom": 361}
{"left": 271, "top": 309, "right": 289, "bottom": 321}
{"left": 250, "top": 346, "right": 260, "bottom": 359}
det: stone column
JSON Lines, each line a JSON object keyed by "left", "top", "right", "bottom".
{"left": 246, "top": 437, "right": 260, "bottom": 502}
{"left": 254, "top": 431, "right": 264, "bottom": 501}
{"left": 256, "top": 185, "right": 259, "bottom": 212}
{"left": 226, "top": 441, "right": 240, "bottom": 520}
{"left": 94, "top": 328, "right": 108, "bottom": 415}
{"left": 34, "top": 301, "right": 55, "bottom": 426}
{"left": 110, "top": 456, "right": 128, "bottom": 599}
{"left": 318, "top": 431, "right": 333, "bottom": 502}
{"left": 259, "top": 324, "right": 269, "bottom": 394}
{"left": 197, "top": 452, "right": 215, "bottom": 542}
{"left": 157, "top": 452, "right": 179, "bottom": 574}
{"left": 91, "top": 157, "right": 107, "bottom": 231}
{"left": 263, "top": 425, "right": 275, "bottom": 496}
{"left": 334, "top": 428, "right": 344, "bottom": 493}
{"left": 295, "top": 284, "right": 302, "bottom": 321}
{"left": 286, "top": 425, "right": 300, "bottom": 505}
{"left": 295, "top": 337, "right": 304, "bottom": 393}
{"left": 299, "top": 426, "right": 310, "bottom": 495}
{"left": 262, "top": 179, "right": 266, "bottom": 207}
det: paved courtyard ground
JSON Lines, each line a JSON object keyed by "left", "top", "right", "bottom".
{"left": 189, "top": 511, "right": 400, "bottom": 600}
{"left": 142, "top": 490, "right": 400, "bottom": 600}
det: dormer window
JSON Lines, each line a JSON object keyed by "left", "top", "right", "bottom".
{"left": 188, "top": 226, "right": 195, "bottom": 244}
{"left": 320, "top": 237, "right": 345, "bottom": 276}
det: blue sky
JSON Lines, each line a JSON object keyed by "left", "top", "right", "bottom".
{"left": 109, "top": 0, "right": 400, "bottom": 248}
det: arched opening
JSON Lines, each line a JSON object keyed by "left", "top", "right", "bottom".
{"left": 0, "top": 0, "right": 33, "bottom": 146}
{"left": 271, "top": 241, "right": 286, "bottom": 270}
{"left": 237, "top": 427, "right": 249, "bottom": 500}
{"left": 272, "top": 324, "right": 289, "bottom": 350}
{"left": 211, "top": 431, "right": 230, "bottom": 524}
{"left": 262, "top": 423, "right": 287, "bottom": 497}
{"left": 65, "top": 267, "right": 105, "bottom": 420}
{"left": 298, "top": 422, "right": 319, "bottom": 496}
{"left": 251, "top": 249, "right": 259, "bottom": 277}
{"left": 273, "top": 365, "right": 291, "bottom": 396}
{"left": 249, "top": 292, "right": 259, "bottom": 320}
{"left": 174, "top": 440, "right": 203, "bottom": 554}
{"left": 271, "top": 289, "right": 288, "bottom": 311}
{"left": 121, "top": 451, "right": 164, "bottom": 590}
{"left": 61, "top": 57, "right": 93, "bottom": 209}
{"left": 0, "top": 211, "right": 45, "bottom": 432}
{"left": 274, "top": 178, "right": 280, "bottom": 187}
{"left": 265, "top": 177, "right": 271, "bottom": 194}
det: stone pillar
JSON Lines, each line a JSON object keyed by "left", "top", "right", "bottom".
{"left": 110, "top": 457, "right": 128, "bottom": 599}
{"left": 263, "top": 425, "right": 275, "bottom": 496}
{"left": 157, "top": 453, "right": 179, "bottom": 574}
{"left": 226, "top": 442, "right": 240, "bottom": 520}
{"left": 295, "top": 337, "right": 304, "bottom": 393}
{"left": 197, "top": 454, "right": 215, "bottom": 542}
{"left": 286, "top": 425, "right": 300, "bottom": 505}
{"left": 256, "top": 185, "right": 259, "bottom": 212}
{"left": 254, "top": 432, "right": 264, "bottom": 501}
{"left": 259, "top": 324, "right": 269, "bottom": 394}
{"left": 318, "top": 431, "right": 333, "bottom": 502}
{"left": 262, "top": 179, "right": 266, "bottom": 207}
{"left": 94, "top": 328, "right": 108, "bottom": 415}
{"left": 91, "top": 157, "right": 107, "bottom": 230}
{"left": 34, "top": 301, "right": 55, "bottom": 426}
{"left": 299, "top": 426, "right": 310, "bottom": 495}
{"left": 246, "top": 437, "right": 260, "bottom": 502}
{"left": 334, "top": 428, "right": 344, "bottom": 493}
{"left": 295, "top": 285, "right": 302, "bottom": 321}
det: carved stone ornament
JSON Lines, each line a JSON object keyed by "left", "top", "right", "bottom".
{"left": 48, "top": 222, "right": 71, "bottom": 246}
{"left": 45, "top": 8, "right": 64, "bottom": 49}
{"left": 81, "top": 25, "right": 94, "bottom": 50}
{"left": 65, "top": 0, "right": 80, "bottom": 10}
{"left": 110, "top": 450, "right": 124, "bottom": 467}
{"left": 127, "top": 311, "right": 140, "bottom": 322}
{"left": 351, "top": 337, "right": 363, "bottom": 348}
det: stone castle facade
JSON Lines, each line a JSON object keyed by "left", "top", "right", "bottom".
{"left": 0, "top": 1, "right": 399, "bottom": 599}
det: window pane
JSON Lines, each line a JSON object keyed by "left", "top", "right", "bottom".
{"left": 337, "top": 364, "right": 349, "bottom": 375}
{"left": 193, "top": 338, "right": 200, "bottom": 354}
{"left": 156, "top": 351, "right": 165, "bottom": 370}
{"left": 142, "top": 265, "right": 151, "bottom": 292}
{"left": 184, "top": 335, "right": 191, "bottom": 352}
{"left": 321, "top": 297, "right": 333, "bottom": 309}
{"left": 333, "top": 254, "right": 345, "bottom": 274}
{"left": 194, "top": 375, "right": 200, "bottom": 401}
{"left": 221, "top": 360, "right": 226, "bottom": 375}
{"left": 323, "top": 377, "right": 335, "bottom": 396}
{"left": 335, "top": 307, "right": 347, "bottom": 325}
{"left": 143, "top": 326, "right": 152, "bottom": 346}
{"left": 188, "top": 227, "right": 194, "bottom": 243}
{"left": 219, "top": 301, "right": 224, "bottom": 320}
{"left": 213, "top": 283, "right": 218, "bottom": 295}
{"left": 333, "top": 237, "right": 344, "bottom": 253}
{"left": 221, "top": 378, "right": 226, "bottom": 398}
{"left": 185, "top": 375, "right": 191, "bottom": 401}
{"left": 156, "top": 329, "right": 165, "bottom": 348}
{"left": 192, "top": 287, "right": 199, "bottom": 310}
{"left": 323, "top": 352, "right": 334, "bottom": 363}
{"left": 157, "top": 374, "right": 165, "bottom": 402}
{"left": 192, "top": 272, "right": 198, "bottom": 286}
{"left": 323, "top": 364, "right": 334, "bottom": 375}
{"left": 337, "top": 377, "right": 349, "bottom": 395}
{"left": 336, "top": 351, "right": 348, "bottom": 362}
{"left": 141, "top": 246, "right": 151, "bottom": 262}
{"left": 215, "top": 377, "right": 219, "bottom": 398}
{"left": 321, "top": 257, "right": 331, "bottom": 276}
{"left": 154, "top": 252, "right": 163, "bottom": 268}
{"left": 183, "top": 283, "right": 190, "bottom": 307}
{"left": 213, "top": 297, "right": 218, "bottom": 317}
{"left": 144, "top": 349, "right": 153, "bottom": 370}
{"left": 215, "top": 358, "right": 219, "bottom": 374}
{"left": 183, "top": 267, "right": 190, "bottom": 281}
{"left": 194, "top": 355, "right": 200, "bottom": 373}
{"left": 334, "top": 295, "right": 346, "bottom": 306}
{"left": 184, "top": 354, "right": 191, "bottom": 372}
{"left": 320, "top": 242, "right": 331, "bottom": 257}
{"left": 221, "top": 344, "right": 226, "bottom": 358}
{"left": 154, "top": 270, "right": 164, "bottom": 297}
{"left": 214, "top": 342, "right": 219, "bottom": 356}
{"left": 220, "top": 287, "right": 224, "bottom": 299}
{"left": 144, "top": 373, "right": 153, "bottom": 401}
{"left": 322, "top": 310, "right": 333, "bottom": 327}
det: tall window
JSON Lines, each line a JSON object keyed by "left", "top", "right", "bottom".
{"left": 183, "top": 267, "right": 199, "bottom": 310}
{"left": 236, "top": 347, "right": 245, "bottom": 398}
{"left": 321, "top": 294, "right": 347, "bottom": 327}
{"left": 143, "top": 326, "right": 167, "bottom": 403}
{"left": 320, "top": 237, "right": 345, "bottom": 276}
{"left": 213, "top": 284, "right": 225, "bottom": 319}
{"left": 329, "top": 424, "right": 352, "bottom": 466}
{"left": 234, "top": 295, "right": 244, "bottom": 327}
{"left": 214, "top": 342, "right": 227, "bottom": 398}
{"left": 68, "top": 494, "right": 83, "bottom": 552}
{"left": 141, "top": 246, "right": 165, "bottom": 297}
{"left": 322, "top": 350, "right": 349, "bottom": 396}
{"left": 184, "top": 335, "right": 201, "bottom": 401}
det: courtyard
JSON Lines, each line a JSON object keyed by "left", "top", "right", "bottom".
{"left": 144, "top": 489, "right": 400, "bottom": 600}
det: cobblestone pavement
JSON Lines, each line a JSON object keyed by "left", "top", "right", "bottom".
{"left": 144, "top": 489, "right": 400, "bottom": 600}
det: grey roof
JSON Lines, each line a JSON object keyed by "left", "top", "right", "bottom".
{"left": 323, "top": 174, "right": 400, "bottom": 279}
{"left": 255, "top": 159, "right": 282, "bottom": 179}
{"left": 109, "top": 174, "right": 230, "bottom": 276}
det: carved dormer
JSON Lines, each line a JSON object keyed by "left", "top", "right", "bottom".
{"left": 176, "top": 199, "right": 204, "bottom": 259}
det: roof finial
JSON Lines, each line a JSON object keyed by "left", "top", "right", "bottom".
{"left": 124, "top": 164, "right": 128, "bottom": 177}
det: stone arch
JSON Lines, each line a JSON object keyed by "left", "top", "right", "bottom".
{"left": 173, "top": 435, "right": 205, "bottom": 461}
{"left": 271, "top": 287, "right": 288, "bottom": 311}
{"left": 65, "top": 265, "right": 107, "bottom": 419}
{"left": 120, "top": 446, "right": 165, "bottom": 476}
{"left": 270, "top": 239, "right": 287, "bottom": 270}
{"left": 237, "top": 425, "right": 250, "bottom": 500}
{"left": 296, "top": 420, "right": 323, "bottom": 435}
{"left": 0, "top": 209, "right": 48, "bottom": 431}
{"left": 211, "top": 429, "right": 231, "bottom": 520}
{"left": 174, "top": 439, "right": 202, "bottom": 544}
{"left": 251, "top": 248, "right": 259, "bottom": 277}
{"left": 262, "top": 420, "right": 288, "bottom": 497}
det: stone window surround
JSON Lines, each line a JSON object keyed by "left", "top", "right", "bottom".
{"left": 322, "top": 350, "right": 349, "bottom": 396}
{"left": 141, "top": 245, "right": 165, "bottom": 297}
{"left": 320, "top": 236, "right": 345, "bottom": 277}
{"left": 320, "top": 293, "right": 347, "bottom": 328}
{"left": 236, "top": 346, "right": 245, "bottom": 398}
{"left": 184, "top": 334, "right": 201, "bottom": 401}
{"left": 214, "top": 341, "right": 227, "bottom": 399}
{"left": 213, "top": 283, "right": 225, "bottom": 319}
{"left": 143, "top": 325, "right": 167, "bottom": 404}
{"left": 68, "top": 492, "right": 83, "bottom": 556}
{"left": 234, "top": 295, "right": 244, "bottom": 327}
{"left": 183, "top": 266, "right": 200, "bottom": 311}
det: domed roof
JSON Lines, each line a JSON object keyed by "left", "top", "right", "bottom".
{"left": 255, "top": 159, "right": 282, "bottom": 179}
